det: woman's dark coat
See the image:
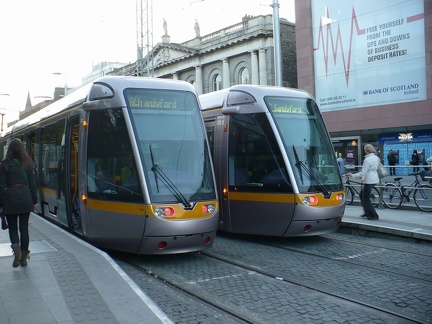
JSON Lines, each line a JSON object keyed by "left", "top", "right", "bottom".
{"left": 0, "top": 159, "right": 37, "bottom": 214}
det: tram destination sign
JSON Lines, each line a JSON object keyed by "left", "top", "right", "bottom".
{"left": 266, "top": 97, "right": 308, "bottom": 114}
{"left": 125, "top": 89, "right": 196, "bottom": 110}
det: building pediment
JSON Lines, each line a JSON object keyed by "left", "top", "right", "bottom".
{"left": 147, "top": 43, "right": 197, "bottom": 67}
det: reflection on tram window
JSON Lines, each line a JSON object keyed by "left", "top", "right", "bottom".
{"left": 87, "top": 109, "right": 143, "bottom": 202}
{"left": 228, "top": 113, "right": 292, "bottom": 193}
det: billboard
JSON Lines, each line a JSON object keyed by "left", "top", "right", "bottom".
{"left": 312, "top": 0, "right": 426, "bottom": 111}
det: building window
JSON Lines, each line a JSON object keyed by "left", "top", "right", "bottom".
{"left": 240, "top": 67, "right": 249, "bottom": 84}
{"left": 213, "top": 74, "right": 222, "bottom": 91}
{"left": 186, "top": 75, "right": 195, "bottom": 84}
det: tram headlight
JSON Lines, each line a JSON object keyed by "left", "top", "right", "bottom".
{"left": 302, "top": 195, "right": 318, "bottom": 205}
{"left": 336, "top": 193, "right": 344, "bottom": 202}
{"left": 154, "top": 207, "right": 175, "bottom": 217}
{"left": 202, "top": 204, "right": 215, "bottom": 214}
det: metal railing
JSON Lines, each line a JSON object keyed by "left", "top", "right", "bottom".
{"left": 343, "top": 165, "right": 432, "bottom": 211}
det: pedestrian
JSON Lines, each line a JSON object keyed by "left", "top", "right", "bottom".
{"left": 376, "top": 148, "right": 383, "bottom": 163}
{"left": 337, "top": 153, "right": 345, "bottom": 175}
{"left": 347, "top": 144, "right": 380, "bottom": 220}
{"left": 0, "top": 138, "right": 37, "bottom": 268}
{"left": 387, "top": 149, "right": 397, "bottom": 176}
{"left": 411, "top": 149, "right": 420, "bottom": 173}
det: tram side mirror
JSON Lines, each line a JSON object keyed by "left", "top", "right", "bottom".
{"left": 223, "top": 91, "right": 256, "bottom": 115}
{"left": 226, "top": 92, "right": 256, "bottom": 106}
{"left": 88, "top": 83, "right": 114, "bottom": 101}
{"left": 222, "top": 106, "right": 241, "bottom": 115}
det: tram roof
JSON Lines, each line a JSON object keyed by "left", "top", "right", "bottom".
{"left": 1, "top": 76, "right": 197, "bottom": 138}
{"left": 199, "top": 85, "right": 313, "bottom": 111}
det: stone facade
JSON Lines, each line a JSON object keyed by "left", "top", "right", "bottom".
{"left": 109, "top": 15, "right": 297, "bottom": 94}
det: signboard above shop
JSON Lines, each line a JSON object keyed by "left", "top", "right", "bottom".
{"left": 378, "top": 131, "right": 432, "bottom": 144}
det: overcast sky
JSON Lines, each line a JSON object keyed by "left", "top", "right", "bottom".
{"left": 0, "top": 0, "right": 294, "bottom": 122}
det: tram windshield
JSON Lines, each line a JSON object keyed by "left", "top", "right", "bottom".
{"left": 126, "top": 89, "right": 216, "bottom": 204}
{"left": 265, "top": 96, "right": 342, "bottom": 194}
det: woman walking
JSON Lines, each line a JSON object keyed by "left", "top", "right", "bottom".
{"left": 0, "top": 138, "right": 37, "bottom": 267}
{"left": 347, "top": 144, "right": 380, "bottom": 220}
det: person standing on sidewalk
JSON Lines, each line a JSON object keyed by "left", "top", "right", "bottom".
{"left": 347, "top": 144, "right": 380, "bottom": 220}
{"left": 387, "top": 149, "right": 397, "bottom": 176}
{"left": 337, "top": 153, "right": 345, "bottom": 175}
{"left": 0, "top": 138, "right": 37, "bottom": 268}
{"left": 411, "top": 149, "right": 420, "bottom": 173}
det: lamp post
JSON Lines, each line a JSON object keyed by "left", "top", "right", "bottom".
{"left": 271, "top": 0, "right": 282, "bottom": 87}
{"left": 0, "top": 112, "right": 4, "bottom": 132}
{"left": 0, "top": 93, "right": 10, "bottom": 132}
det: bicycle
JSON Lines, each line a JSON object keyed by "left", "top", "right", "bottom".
{"left": 381, "top": 171, "right": 432, "bottom": 212}
{"left": 343, "top": 174, "right": 380, "bottom": 207}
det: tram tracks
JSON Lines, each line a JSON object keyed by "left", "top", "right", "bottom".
{"left": 321, "top": 234, "right": 432, "bottom": 257}
{"left": 201, "top": 250, "right": 426, "bottom": 324}
{"left": 123, "top": 258, "right": 254, "bottom": 324}
{"left": 115, "top": 232, "right": 431, "bottom": 323}
{"left": 253, "top": 235, "right": 432, "bottom": 283}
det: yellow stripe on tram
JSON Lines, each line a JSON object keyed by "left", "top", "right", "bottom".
{"left": 87, "top": 199, "right": 145, "bottom": 215}
{"left": 228, "top": 191, "right": 295, "bottom": 203}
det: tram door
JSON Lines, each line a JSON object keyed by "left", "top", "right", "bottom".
{"left": 66, "top": 117, "right": 81, "bottom": 231}
{"left": 223, "top": 114, "right": 294, "bottom": 235}
{"left": 40, "top": 119, "right": 68, "bottom": 224}
{"left": 39, "top": 117, "right": 81, "bottom": 231}
{"left": 27, "top": 131, "right": 42, "bottom": 211}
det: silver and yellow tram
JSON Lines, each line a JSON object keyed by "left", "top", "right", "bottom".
{"left": 200, "top": 85, "right": 344, "bottom": 236}
{"left": 0, "top": 76, "right": 219, "bottom": 254}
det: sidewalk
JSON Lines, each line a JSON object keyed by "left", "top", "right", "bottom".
{"left": 0, "top": 214, "right": 173, "bottom": 324}
{"left": 342, "top": 204, "right": 432, "bottom": 242}
{"left": 0, "top": 208, "right": 429, "bottom": 324}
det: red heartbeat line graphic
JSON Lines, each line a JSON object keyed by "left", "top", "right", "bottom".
{"left": 314, "top": 8, "right": 365, "bottom": 86}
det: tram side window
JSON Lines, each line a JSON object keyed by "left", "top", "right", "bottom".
{"left": 28, "top": 131, "right": 40, "bottom": 188}
{"left": 41, "top": 120, "right": 66, "bottom": 192}
{"left": 87, "top": 109, "right": 143, "bottom": 202}
{"left": 204, "top": 120, "right": 216, "bottom": 158}
{"left": 228, "top": 114, "right": 292, "bottom": 193}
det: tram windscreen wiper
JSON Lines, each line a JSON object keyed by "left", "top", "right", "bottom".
{"left": 292, "top": 146, "right": 330, "bottom": 198}
{"left": 149, "top": 145, "right": 160, "bottom": 192}
{"left": 149, "top": 145, "right": 192, "bottom": 209}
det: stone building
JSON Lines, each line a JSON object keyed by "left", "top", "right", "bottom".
{"left": 110, "top": 14, "right": 297, "bottom": 93}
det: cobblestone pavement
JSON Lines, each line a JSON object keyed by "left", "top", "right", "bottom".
{"left": 115, "top": 231, "right": 432, "bottom": 323}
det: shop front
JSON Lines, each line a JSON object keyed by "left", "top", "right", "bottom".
{"left": 332, "top": 136, "right": 361, "bottom": 174}
{"left": 379, "top": 131, "right": 432, "bottom": 176}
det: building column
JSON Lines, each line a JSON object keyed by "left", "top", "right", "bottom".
{"left": 172, "top": 73, "right": 178, "bottom": 80}
{"left": 222, "top": 58, "right": 230, "bottom": 89}
{"left": 250, "top": 50, "right": 259, "bottom": 85}
{"left": 195, "top": 65, "right": 203, "bottom": 95}
{"left": 258, "top": 49, "right": 267, "bottom": 85}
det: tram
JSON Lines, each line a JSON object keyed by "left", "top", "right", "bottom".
{"left": 0, "top": 76, "right": 219, "bottom": 254}
{"left": 199, "top": 85, "right": 344, "bottom": 236}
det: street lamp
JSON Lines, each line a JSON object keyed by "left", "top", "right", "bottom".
{"left": 0, "top": 93, "right": 10, "bottom": 132}
{"left": 271, "top": 0, "right": 282, "bottom": 86}
{"left": 0, "top": 112, "right": 5, "bottom": 132}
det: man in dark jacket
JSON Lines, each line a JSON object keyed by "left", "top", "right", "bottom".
{"left": 387, "top": 149, "right": 397, "bottom": 176}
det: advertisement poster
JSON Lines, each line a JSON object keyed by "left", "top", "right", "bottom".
{"left": 312, "top": 0, "right": 426, "bottom": 111}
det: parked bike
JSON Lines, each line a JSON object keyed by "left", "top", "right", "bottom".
{"left": 381, "top": 171, "right": 432, "bottom": 212}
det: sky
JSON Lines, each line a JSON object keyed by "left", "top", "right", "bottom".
{"left": 0, "top": 0, "right": 295, "bottom": 124}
